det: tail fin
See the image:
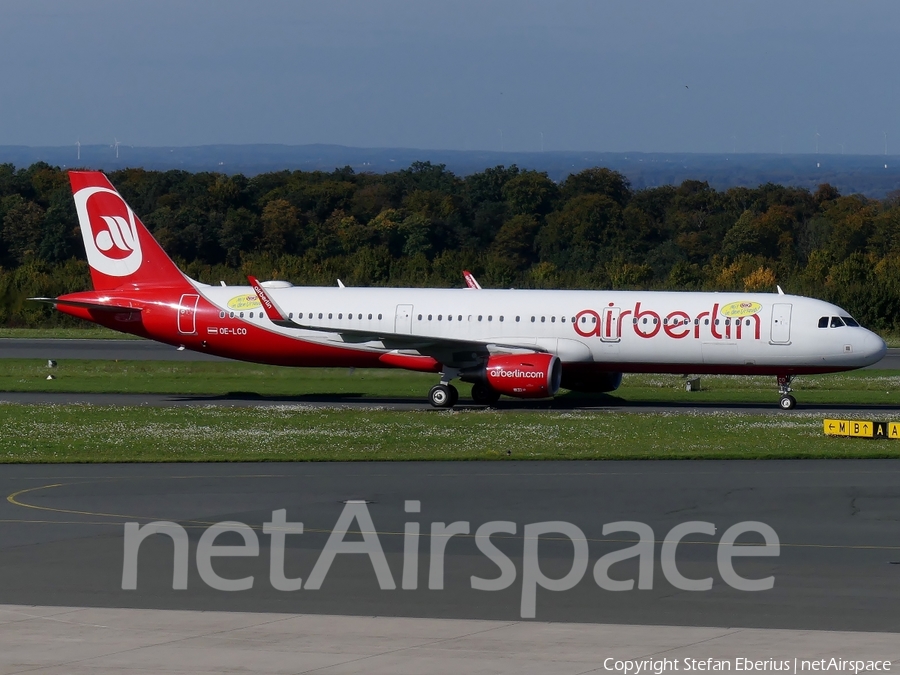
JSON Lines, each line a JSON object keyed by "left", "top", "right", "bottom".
{"left": 69, "top": 171, "right": 191, "bottom": 291}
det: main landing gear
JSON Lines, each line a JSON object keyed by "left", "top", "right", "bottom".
{"left": 429, "top": 367, "right": 460, "bottom": 409}
{"left": 470, "top": 381, "right": 501, "bottom": 406}
{"left": 427, "top": 367, "right": 502, "bottom": 408}
{"left": 777, "top": 375, "right": 796, "bottom": 410}
{"left": 428, "top": 383, "right": 459, "bottom": 408}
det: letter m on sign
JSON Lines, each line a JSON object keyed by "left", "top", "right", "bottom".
{"left": 178, "top": 294, "right": 200, "bottom": 334}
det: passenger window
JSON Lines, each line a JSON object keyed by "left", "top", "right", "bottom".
{"left": 368, "top": 313, "right": 373, "bottom": 320}
{"left": 704, "top": 319, "right": 709, "bottom": 325}
{"left": 438, "top": 315, "right": 443, "bottom": 321}
{"left": 488, "top": 315, "right": 493, "bottom": 321}
{"left": 328, "top": 313, "right": 333, "bottom": 319}
{"left": 516, "top": 316, "right": 520, "bottom": 322}
{"left": 338, "top": 313, "right": 342, "bottom": 319}
{"left": 418, "top": 314, "right": 422, "bottom": 320}
{"left": 219, "top": 311, "right": 225, "bottom": 319}
{"left": 448, "top": 315, "right": 452, "bottom": 321}
{"left": 499, "top": 316, "right": 504, "bottom": 322}
{"left": 532, "top": 316, "right": 537, "bottom": 322}
{"left": 229, "top": 312, "right": 234, "bottom": 318}
{"left": 239, "top": 312, "right": 244, "bottom": 318}
{"left": 478, "top": 315, "right": 483, "bottom": 321}
{"left": 830, "top": 316, "right": 845, "bottom": 328}
{"left": 458, "top": 315, "right": 462, "bottom": 321}
{"left": 551, "top": 316, "right": 556, "bottom": 323}
{"left": 561, "top": 316, "right": 567, "bottom": 323}
{"left": 358, "top": 314, "right": 362, "bottom": 320}
{"left": 428, "top": 315, "right": 433, "bottom": 320}
{"left": 378, "top": 314, "right": 383, "bottom": 319}
{"left": 319, "top": 313, "right": 323, "bottom": 319}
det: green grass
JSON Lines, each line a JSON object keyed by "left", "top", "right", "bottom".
{"left": 2, "top": 359, "right": 900, "bottom": 406}
{"left": 0, "top": 327, "right": 141, "bottom": 339}
{"left": 1, "top": 404, "right": 898, "bottom": 463}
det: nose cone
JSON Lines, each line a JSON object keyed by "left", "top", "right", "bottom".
{"left": 861, "top": 331, "right": 888, "bottom": 366}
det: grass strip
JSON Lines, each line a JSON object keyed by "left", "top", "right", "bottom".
{"left": 1, "top": 404, "right": 899, "bottom": 463}
{"left": 2, "top": 359, "right": 900, "bottom": 406}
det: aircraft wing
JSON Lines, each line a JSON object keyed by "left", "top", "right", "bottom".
{"left": 247, "top": 276, "right": 544, "bottom": 361}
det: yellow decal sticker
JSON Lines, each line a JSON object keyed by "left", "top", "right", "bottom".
{"left": 720, "top": 301, "right": 763, "bottom": 318}
{"left": 227, "top": 294, "right": 261, "bottom": 311}
{"left": 889, "top": 422, "right": 900, "bottom": 439}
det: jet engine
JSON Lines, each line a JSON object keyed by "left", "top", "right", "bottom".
{"left": 465, "top": 353, "right": 562, "bottom": 398}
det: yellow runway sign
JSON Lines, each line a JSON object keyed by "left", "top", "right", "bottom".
{"left": 824, "top": 419, "right": 899, "bottom": 440}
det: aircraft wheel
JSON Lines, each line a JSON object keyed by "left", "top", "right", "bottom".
{"left": 471, "top": 382, "right": 501, "bottom": 406}
{"left": 429, "top": 384, "right": 455, "bottom": 408}
{"left": 779, "top": 395, "right": 796, "bottom": 410}
{"left": 448, "top": 384, "right": 459, "bottom": 407}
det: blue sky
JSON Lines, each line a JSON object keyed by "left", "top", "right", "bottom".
{"left": 1, "top": 0, "right": 898, "bottom": 154}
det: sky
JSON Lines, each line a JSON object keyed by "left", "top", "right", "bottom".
{"left": 1, "top": 0, "right": 898, "bottom": 155}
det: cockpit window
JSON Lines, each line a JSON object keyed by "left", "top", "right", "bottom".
{"left": 830, "top": 316, "right": 845, "bottom": 328}
{"left": 842, "top": 316, "right": 860, "bottom": 327}
{"left": 818, "top": 317, "right": 828, "bottom": 328}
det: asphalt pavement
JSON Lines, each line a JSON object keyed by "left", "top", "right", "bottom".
{"left": 2, "top": 460, "right": 900, "bottom": 632}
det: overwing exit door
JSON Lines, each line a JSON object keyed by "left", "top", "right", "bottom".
{"left": 395, "top": 304, "right": 413, "bottom": 334}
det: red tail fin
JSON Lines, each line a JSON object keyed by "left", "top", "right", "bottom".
{"left": 69, "top": 171, "right": 191, "bottom": 291}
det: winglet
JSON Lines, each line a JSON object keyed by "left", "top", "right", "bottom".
{"left": 247, "top": 276, "right": 295, "bottom": 328}
{"left": 463, "top": 270, "right": 482, "bottom": 290}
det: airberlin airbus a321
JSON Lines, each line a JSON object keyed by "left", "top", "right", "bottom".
{"left": 33, "top": 171, "right": 886, "bottom": 410}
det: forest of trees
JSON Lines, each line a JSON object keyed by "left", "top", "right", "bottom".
{"left": 1, "top": 160, "right": 899, "bottom": 333}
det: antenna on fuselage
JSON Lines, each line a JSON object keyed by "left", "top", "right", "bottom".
{"left": 337, "top": 279, "right": 345, "bottom": 288}
{"left": 777, "top": 285, "right": 785, "bottom": 295}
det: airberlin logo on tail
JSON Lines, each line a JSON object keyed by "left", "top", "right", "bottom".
{"left": 73, "top": 186, "right": 143, "bottom": 277}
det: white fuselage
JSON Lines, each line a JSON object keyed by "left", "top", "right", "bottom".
{"left": 200, "top": 285, "right": 886, "bottom": 374}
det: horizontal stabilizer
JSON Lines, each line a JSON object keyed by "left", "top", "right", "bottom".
{"left": 29, "top": 297, "right": 142, "bottom": 312}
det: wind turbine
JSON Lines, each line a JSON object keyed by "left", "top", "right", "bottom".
{"left": 113, "top": 138, "right": 120, "bottom": 159}
{"left": 815, "top": 130, "right": 820, "bottom": 154}
{"left": 76, "top": 140, "right": 80, "bottom": 161}
{"left": 884, "top": 131, "right": 888, "bottom": 156}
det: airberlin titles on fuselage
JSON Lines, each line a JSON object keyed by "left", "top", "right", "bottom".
{"left": 574, "top": 301, "right": 762, "bottom": 341}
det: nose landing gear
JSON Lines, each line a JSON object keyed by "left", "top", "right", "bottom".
{"left": 777, "top": 375, "right": 796, "bottom": 410}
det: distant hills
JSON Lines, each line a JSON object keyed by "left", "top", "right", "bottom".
{"left": 2, "top": 143, "right": 899, "bottom": 198}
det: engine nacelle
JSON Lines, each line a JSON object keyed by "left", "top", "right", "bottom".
{"left": 480, "top": 353, "right": 562, "bottom": 399}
